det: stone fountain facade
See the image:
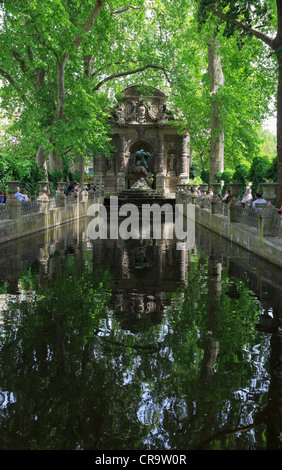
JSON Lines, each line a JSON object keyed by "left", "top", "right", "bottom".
{"left": 93, "top": 85, "right": 190, "bottom": 196}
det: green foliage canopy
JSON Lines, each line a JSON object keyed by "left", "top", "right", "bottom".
{"left": 0, "top": 0, "right": 278, "bottom": 186}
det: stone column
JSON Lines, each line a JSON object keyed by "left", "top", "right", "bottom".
{"left": 93, "top": 154, "right": 103, "bottom": 193}
{"left": 117, "top": 133, "right": 126, "bottom": 191}
{"left": 258, "top": 204, "right": 278, "bottom": 238}
{"left": 179, "top": 133, "right": 189, "bottom": 184}
{"left": 156, "top": 133, "right": 165, "bottom": 193}
{"left": 56, "top": 181, "right": 66, "bottom": 208}
{"left": 8, "top": 196, "right": 22, "bottom": 220}
{"left": 94, "top": 154, "right": 102, "bottom": 173}
{"left": 258, "top": 183, "right": 279, "bottom": 238}
{"left": 37, "top": 181, "right": 49, "bottom": 214}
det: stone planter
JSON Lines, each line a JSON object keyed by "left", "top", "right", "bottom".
{"left": 199, "top": 183, "right": 208, "bottom": 193}
{"left": 257, "top": 184, "right": 278, "bottom": 236}
{"left": 37, "top": 181, "right": 49, "bottom": 201}
{"left": 176, "top": 184, "right": 187, "bottom": 194}
{"left": 38, "top": 181, "right": 49, "bottom": 194}
{"left": 57, "top": 181, "right": 66, "bottom": 192}
{"left": 259, "top": 182, "right": 278, "bottom": 203}
{"left": 229, "top": 183, "right": 242, "bottom": 199}
{"left": 210, "top": 183, "right": 221, "bottom": 195}
{"left": 189, "top": 184, "right": 198, "bottom": 193}
{"left": 81, "top": 181, "right": 89, "bottom": 191}
{"left": 6, "top": 181, "right": 20, "bottom": 195}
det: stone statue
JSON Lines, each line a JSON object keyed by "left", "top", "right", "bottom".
{"left": 129, "top": 149, "right": 153, "bottom": 188}
{"left": 106, "top": 155, "right": 115, "bottom": 173}
{"left": 167, "top": 153, "right": 175, "bottom": 173}
{"left": 132, "top": 149, "right": 151, "bottom": 171}
{"left": 137, "top": 100, "right": 146, "bottom": 122}
{"left": 115, "top": 103, "right": 126, "bottom": 126}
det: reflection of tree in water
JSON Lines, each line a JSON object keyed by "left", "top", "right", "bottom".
{"left": 186, "top": 247, "right": 282, "bottom": 450}
{"left": 0, "top": 225, "right": 281, "bottom": 450}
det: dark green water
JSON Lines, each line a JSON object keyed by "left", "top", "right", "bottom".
{"left": 0, "top": 219, "right": 281, "bottom": 451}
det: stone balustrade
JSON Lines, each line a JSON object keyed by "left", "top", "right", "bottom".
{"left": 0, "top": 180, "right": 99, "bottom": 244}
{"left": 176, "top": 182, "right": 282, "bottom": 267}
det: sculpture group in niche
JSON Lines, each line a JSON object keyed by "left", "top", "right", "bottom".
{"left": 129, "top": 149, "right": 153, "bottom": 188}
{"left": 132, "top": 149, "right": 151, "bottom": 171}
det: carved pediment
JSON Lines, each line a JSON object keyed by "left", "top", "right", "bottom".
{"left": 122, "top": 85, "right": 167, "bottom": 101}
{"left": 111, "top": 85, "right": 174, "bottom": 126}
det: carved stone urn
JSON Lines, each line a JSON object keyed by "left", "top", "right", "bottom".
{"left": 38, "top": 181, "right": 49, "bottom": 199}
{"left": 258, "top": 183, "right": 278, "bottom": 225}
{"left": 199, "top": 183, "right": 208, "bottom": 193}
{"left": 210, "top": 183, "right": 221, "bottom": 196}
{"left": 229, "top": 183, "right": 242, "bottom": 199}
{"left": 57, "top": 182, "right": 66, "bottom": 192}
{"left": 189, "top": 184, "right": 198, "bottom": 193}
{"left": 259, "top": 183, "right": 278, "bottom": 203}
{"left": 6, "top": 181, "right": 20, "bottom": 195}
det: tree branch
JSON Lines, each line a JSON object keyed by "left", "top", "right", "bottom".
{"left": 0, "top": 67, "right": 27, "bottom": 103}
{"left": 93, "top": 64, "right": 170, "bottom": 91}
{"left": 73, "top": 0, "right": 105, "bottom": 49}
{"left": 0, "top": 67, "right": 17, "bottom": 89}
{"left": 210, "top": 4, "right": 276, "bottom": 49}
{"left": 111, "top": 4, "right": 143, "bottom": 16}
{"left": 46, "top": 64, "right": 56, "bottom": 110}
{"left": 11, "top": 49, "right": 28, "bottom": 73}
{"left": 195, "top": 417, "right": 263, "bottom": 450}
{"left": 90, "top": 58, "right": 139, "bottom": 78}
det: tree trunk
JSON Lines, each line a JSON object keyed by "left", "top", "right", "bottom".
{"left": 208, "top": 38, "right": 225, "bottom": 184}
{"left": 48, "top": 151, "right": 62, "bottom": 173}
{"left": 275, "top": 0, "right": 282, "bottom": 207}
{"left": 54, "top": 58, "right": 67, "bottom": 121}
{"left": 276, "top": 52, "right": 282, "bottom": 207}
{"left": 71, "top": 157, "right": 85, "bottom": 183}
{"left": 36, "top": 145, "right": 49, "bottom": 182}
{"left": 207, "top": 0, "right": 281, "bottom": 203}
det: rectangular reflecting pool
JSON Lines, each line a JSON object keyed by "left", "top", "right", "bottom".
{"left": 0, "top": 218, "right": 281, "bottom": 450}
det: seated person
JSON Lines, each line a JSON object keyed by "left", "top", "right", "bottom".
{"left": 21, "top": 188, "right": 29, "bottom": 201}
{"left": 240, "top": 189, "right": 253, "bottom": 207}
{"left": 221, "top": 189, "right": 232, "bottom": 203}
{"left": 252, "top": 193, "right": 267, "bottom": 211}
{"left": 0, "top": 190, "right": 6, "bottom": 204}
{"left": 14, "top": 188, "right": 25, "bottom": 201}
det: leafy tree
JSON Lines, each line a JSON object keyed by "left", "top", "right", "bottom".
{"left": 196, "top": 0, "right": 282, "bottom": 204}
{"left": 249, "top": 155, "right": 273, "bottom": 194}
{"left": 232, "top": 162, "right": 250, "bottom": 196}
{"left": 0, "top": 151, "right": 45, "bottom": 194}
{"left": 163, "top": 3, "right": 276, "bottom": 179}
{"left": 259, "top": 129, "right": 277, "bottom": 159}
{"left": 0, "top": 0, "right": 278, "bottom": 191}
{"left": 215, "top": 168, "right": 234, "bottom": 192}
{"left": 0, "top": 1, "right": 171, "bottom": 174}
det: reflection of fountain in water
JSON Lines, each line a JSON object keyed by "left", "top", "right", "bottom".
{"left": 96, "top": 231, "right": 189, "bottom": 332}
